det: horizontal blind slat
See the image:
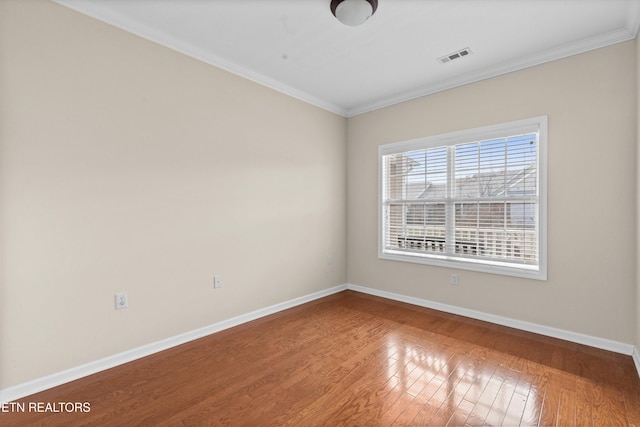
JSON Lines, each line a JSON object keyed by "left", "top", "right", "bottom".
{"left": 381, "top": 121, "right": 543, "bottom": 274}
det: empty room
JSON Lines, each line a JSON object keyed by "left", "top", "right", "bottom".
{"left": 1, "top": 0, "right": 639, "bottom": 425}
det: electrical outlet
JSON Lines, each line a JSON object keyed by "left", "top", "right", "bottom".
{"left": 327, "top": 255, "right": 333, "bottom": 265}
{"left": 214, "top": 275, "right": 223, "bottom": 289}
{"left": 450, "top": 274, "right": 459, "bottom": 286}
{"left": 115, "top": 292, "right": 128, "bottom": 309}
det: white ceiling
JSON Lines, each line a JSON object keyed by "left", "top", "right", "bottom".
{"left": 53, "top": 0, "right": 640, "bottom": 117}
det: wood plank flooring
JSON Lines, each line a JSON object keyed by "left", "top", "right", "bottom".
{"left": 2, "top": 290, "right": 639, "bottom": 426}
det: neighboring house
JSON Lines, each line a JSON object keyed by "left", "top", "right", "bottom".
{"left": 408, "top": 165, "right": 537, "bottom": 224}
{"left": 395, "top": 159, "right": 537, "bottom": 261}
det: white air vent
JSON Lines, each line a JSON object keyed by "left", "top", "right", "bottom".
{"left": 438, "top": 48, "right": 472, "bottom": 64}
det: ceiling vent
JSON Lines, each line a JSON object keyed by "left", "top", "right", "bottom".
{"left": 438, "top": 48, "right": 472, "bottom": 64}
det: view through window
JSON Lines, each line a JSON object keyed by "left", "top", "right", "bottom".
{"left": 379, "top": 117, "right": 547, "bottom": 280}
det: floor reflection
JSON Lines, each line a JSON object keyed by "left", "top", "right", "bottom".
{"left": 385, "top": 334, "right": 540, "bottom": 424}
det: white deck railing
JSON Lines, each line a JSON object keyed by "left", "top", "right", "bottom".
{"left": 397, "top": 226, "right": 537, "bottom": 261}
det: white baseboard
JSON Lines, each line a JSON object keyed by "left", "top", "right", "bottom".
{"left": 633, "top": 347, "right": 640, "bottom": 378}
{"left": 2, "top": 282, "right": 637, "bottom": 402}
{"left": 0, "top": 284, "right": 348, "bottom": 403}
{"left": 347, "top": 283, "right": 636, "bottom": 356}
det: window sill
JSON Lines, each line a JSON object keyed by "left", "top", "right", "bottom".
{"left": 379, "top": 250, "right": 547, "bottom": 281}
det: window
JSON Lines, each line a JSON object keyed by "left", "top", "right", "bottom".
{"left": 379, "top": 116, "right": 547, "bottom": 280}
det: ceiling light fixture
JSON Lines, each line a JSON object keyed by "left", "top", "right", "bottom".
{"left": 331, "top": 0, "right": 378, "bottom": 26}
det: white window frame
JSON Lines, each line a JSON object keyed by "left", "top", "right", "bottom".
{"left": 378, "top": 116, "right": 547, "bottom": 280}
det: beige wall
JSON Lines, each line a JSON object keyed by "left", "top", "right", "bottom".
{"left": 0, "top": 0, "right": 347, "bottom": 388}
{"left": 1, "top": 0, "right": 638, "bottom": 392}
{"left": 348, "top": 41, "right": 637, "bottom": 344}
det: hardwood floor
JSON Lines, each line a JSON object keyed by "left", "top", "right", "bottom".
{"left": 2, "top": 290, "right": 639, "bottom": 426}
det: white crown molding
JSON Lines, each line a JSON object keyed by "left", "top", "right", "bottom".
{"left": 0, "top": 284, "right": 348, "bottom": 403}
{"left": 346, "top": 27, "right": 637, "bottom": 117}
{"left": 627, "top": 0, "right": 640, "bottom": 37}
{"left": 51, "top": 0, "right": 348, "bottom": 117}
{"left": 347, "top": 283, "right": 636, "bottom": 356}
{"left": 53, "top": 0, "right": 638, "bottom": 119}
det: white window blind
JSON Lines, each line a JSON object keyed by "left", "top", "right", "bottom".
{"left": 379, "top": 117, "right": 547, "bottom": 280}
